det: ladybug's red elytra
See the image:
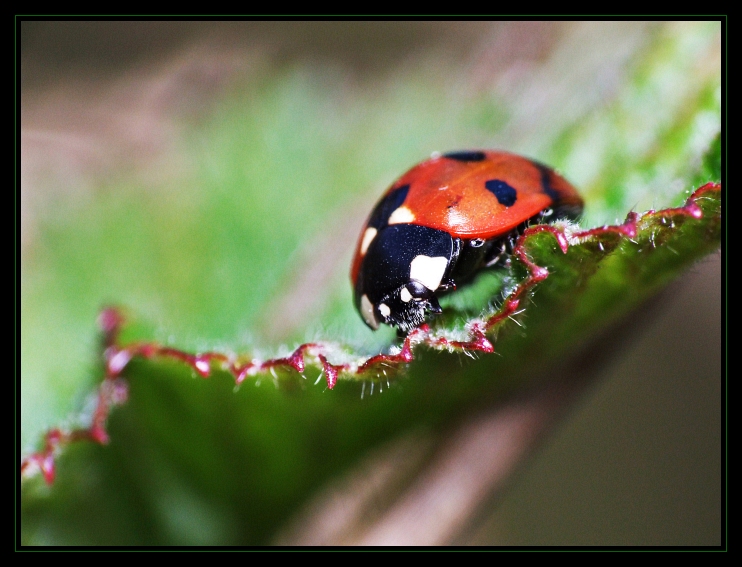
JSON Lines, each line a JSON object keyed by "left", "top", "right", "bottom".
{"left": 351, "top": 150, "right": 584, "bottom": 331}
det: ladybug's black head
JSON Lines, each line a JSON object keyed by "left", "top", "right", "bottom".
{"left": 355, "top": 224, "right": 455, "bottom": 332}
{"left": 360, "top": 279, "right": 443, "bottom": 332}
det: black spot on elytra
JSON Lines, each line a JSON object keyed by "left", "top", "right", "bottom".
{"left": 533, "top": 162, "right": 582, "bottom": 221}
{"left": 485, "top": 179, "right": 517, "bottom": 207}
{"left": 534, "top": 163, "right": 560, "bottom": 201}
{"left": 443, "top": 150, "right": 487, "bottom": 162}
{"left": 368, "top": 184, "right": 410, "bottom": 229}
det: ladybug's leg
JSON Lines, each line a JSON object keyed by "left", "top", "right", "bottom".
{"left": 438, "top": 278, "right": 457, "bottom": 291}
{"left": 484, "top": 240, "right": 509, "bottom": 268}
{"left": 484, "top": 210, "right": 557, "bottom": 269}
{"left": 447, "top": 237, "right": 490, "bottom": 285}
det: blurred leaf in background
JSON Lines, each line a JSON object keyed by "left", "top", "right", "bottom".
{"left": 20, "top": 21, "right": 722, "bottom": 546}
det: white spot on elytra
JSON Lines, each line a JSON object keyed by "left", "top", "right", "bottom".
{"left": 360, "top": 227, "right": 377, "bottom": 255}
{"left": 361, "top": 294, "right": 379, "bottom": 330}
{"left": 388, "top": 206, "right": 415, "bottom": 225}
{"left": 378, "top": 303, "right": 391, "bottom": 318}
{"left": 410, "top": 255, "right": 448, "bottom": 291}
{"left": 400, "top": 287, "right": 412, "bottom": 302}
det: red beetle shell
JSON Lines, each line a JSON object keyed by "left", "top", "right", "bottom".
{"left": 351, "top": 150, "right": 583, "bottom": 284}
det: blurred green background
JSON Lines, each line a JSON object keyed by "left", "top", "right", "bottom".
{"left": 20, "top": 21, "right": 721, "bottom": 545}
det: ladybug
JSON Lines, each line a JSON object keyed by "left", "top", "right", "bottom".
{"left": 351, "top": 150, "right": 583, "bottom": 332}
